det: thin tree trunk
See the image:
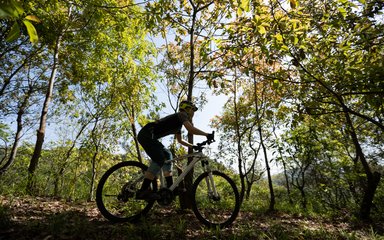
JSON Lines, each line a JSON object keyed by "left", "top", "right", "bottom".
{"left": 299, "top": 170, "right": 307, "bottom": 209}
{"left": 0, "top": 90, "right": 31, "bottom": 174}
{"left": 233, "top": 76, "right": 246, "bottom": 203}
{"left": 342, "top": 107, "right": 381, "bottom": 220}
{"left": 245, "top": 181, "right": 252, "bottom": 200}
{"left": 131, "top": 121, "right": 142, "bottom": 163}
{"left": 27, "top": 34, "right": 62, "bottom": 194}
{"left": 272, "top": 128, "right": 293, "bottom": 204}
{"left": 282, "top": 160, "right": 293, "bottom": 204}
{"left": 88, "top": 149, "right": 98, "bottom": 202}
{"left": 88, "top": 117, "right": 101, "bottom": 202}
{"left": 259, "top": 126, "right": 275, "bottom": 211}
{"left": 121, "top": 102, "right": 142, "bottom": 163}
{"left": 180, "top": 1, "right": 214, "bottom": 210}
{"left": 252, "top": 70, "right": 275, "bottom": 211}
{"left": 179, "top": 3, "right": 198, "bottom": 210}
{"left": 0, "top": 55, "right": 29, "bottom": 97}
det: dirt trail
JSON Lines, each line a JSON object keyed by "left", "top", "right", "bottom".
{"left": 0, "top": 196, "right": 382, "bottom": 240}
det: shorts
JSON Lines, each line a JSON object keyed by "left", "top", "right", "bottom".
{"left": 137, "top": 124, "right": 173, "bottom": 175}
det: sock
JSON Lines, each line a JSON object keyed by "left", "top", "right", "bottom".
{"left": 165, "top": 176, "right": 173, "bottom": 188}
{"left": 140, "top": 178, "right": 152, "bottom": 191}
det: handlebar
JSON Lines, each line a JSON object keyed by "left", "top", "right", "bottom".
{"left": 194, "top": 131, "right": 215, "bottom": 152}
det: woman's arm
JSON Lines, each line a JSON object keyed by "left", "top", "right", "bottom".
{"left": 183, "top": 121, "right": 209, "bottom": 136}
{"left": 175, "top": 133, "right": 194, "bottom": 148}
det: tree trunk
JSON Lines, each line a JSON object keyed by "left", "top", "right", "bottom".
{"left": 282, "top": 160, "right": 293, "bottom": 204}
{"left": 179, "top": 2, "right": 213, "bottom": 210}
{"left": 299, "top": 186, "right": 307, "bottom": 210}
{"left": 130, "top": 105, "right": 142, "bottom": 163}
{"left": 27, "top": 34, "right": 61, "bottom": 194}
{"left": 245, "top": 180, "right": 252, "bottom": 200}
{"left": 0, "top": 89, "right": 31, "bottom": 174}
{"left": 252, "top": 70, "right": 275, "bottom": 211}
{"left": 88, "top": 116, "right": 101, "bottom": 202}
{"left": 259, "top": 126, "right": 275, "bottom": 212}
{"left": 298, "top": 37, "right": 381, "bottom": 219}
{"left": 342, "top": 108, "right": 381, "bottom": 220}
{"left": 304, "top": 66, "right": 381, "bottom": 219}
{"left": 88, "top": 149, "right": 98, "bottom": 201}
{"left": 299, "top": 170, "right": 307, "bottom": 209}
{"left": 121, "top": 101, "right": 142, "bottom": 163}
{"left": 179, "top": 4, "right": 197, "bottom": 210}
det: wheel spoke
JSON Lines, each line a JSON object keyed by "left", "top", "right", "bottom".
{"left": 192, "top": 171, "right": 240, "bottom": 228}
{"left": 96, "top": 161, "right": 154, "bottom": 223}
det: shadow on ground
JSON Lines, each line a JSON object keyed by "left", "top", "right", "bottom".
{"left": 1, "top": 196, "right": 383, "bottom": 240}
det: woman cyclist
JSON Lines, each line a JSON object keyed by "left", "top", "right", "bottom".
{"left": 136, "top": 100, "right": 214, "bottom": 200}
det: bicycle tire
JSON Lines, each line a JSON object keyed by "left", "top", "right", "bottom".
{"left": 96, "top": 161, "right": 155, "bottom": 223}
{"left": 191, "top": 171, "right": 240, "bottom": 228}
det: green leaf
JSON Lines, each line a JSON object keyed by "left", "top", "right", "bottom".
{"left": 23, "top": 19, "right": 39, "bottom": 44}
{"left": 289, "top": 0, "right": 298, "bottom": 9}
{"left": 272, "top": 79, "right": 281, "bottom": 89}
{"left": 338, "top": 7, "right": 347, "bottom": 18}
{"left": 293, "top": 36, "right": 299, "bottom": 45}
{"left": 258, "top": 25, "right": 266, "bottom": 35}
{"left": 5, "top": 21, "right": 20, "bottom": 42}
{"left": 241, "top": 0, "right": 250, "bottom": 12}
{"left": 0, "top": 8, "right": 10, "bottom": 18}
{"left": 281, "top": 44, "right": 289, "bottom": 51}
{"left": 25, "top": 15, "right": 41, "bottom": 23}
{"left": 237, "top": 6, "right": 242, "bottom": 16}
{"left": 0, "top": 0, "right": 24, "bottom": 18}
{"left": 275, "top": 33, "right": 283, "bottom": 42}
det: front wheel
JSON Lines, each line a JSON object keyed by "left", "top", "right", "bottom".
{"left": 96, "top": 161, "right": 155, "bottom": 223}
{"left": 191, "top": 171, "right": 240, "bottom": 228}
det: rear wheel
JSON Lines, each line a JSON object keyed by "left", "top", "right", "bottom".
{"left": 192, "top": 171, "right": 240, "bottom": 228}
{"left": 96, "top": 161, "right": 155, "bottom": 222}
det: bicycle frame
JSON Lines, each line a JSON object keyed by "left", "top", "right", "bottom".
{"left": 157, "top": 151, "right": 213, "bottom": 193}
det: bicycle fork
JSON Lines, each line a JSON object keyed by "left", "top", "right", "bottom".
{"left": 202, "top": 160, "right": 220, "bottom": 201}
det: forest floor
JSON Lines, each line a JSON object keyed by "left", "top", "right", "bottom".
{"left": 0, "top": 195, "right": 383, "bottom": 240}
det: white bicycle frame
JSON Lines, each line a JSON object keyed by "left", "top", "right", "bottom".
{"left": 157, "top": 151, "right": 219, "bottom": 197}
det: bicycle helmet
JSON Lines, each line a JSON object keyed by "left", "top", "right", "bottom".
{"left": 179, "top": 100, "right": 198, "bottom": 112}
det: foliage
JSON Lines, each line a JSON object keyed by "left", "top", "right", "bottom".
{"left": 0, "top": 0, "right": 40, "bottom": 43}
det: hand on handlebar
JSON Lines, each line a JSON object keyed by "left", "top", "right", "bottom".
{"left": 206, "top": 131, "right": 215, "bottom": 143}
{"left": 192, "top": 145, "right": 200, "bottom": 151}
{"left": 192, "top": 132, "right": 215, "bottom": 152}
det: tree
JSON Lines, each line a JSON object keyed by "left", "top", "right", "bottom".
{"left": 280, "top": 116, "right": 324, "bottom": 210}
{"left": 0, "top": 69, "right": 41, "bottom": 175}
{"left": 269, "top": 0, "right": 383, "bottom": 219}
{"left": 1, "top": 1, "right": 47, "bottom": 174}
{"left": 26, "top": 0, "right": 71, "bottom": 193}
{"left": 212, "top": 77, "right": 265, "bottom": 204}
{"left": 218, "top": 0, "right": 383, "bottom": 219}
{"left": 20, "top": 0, "right": 157, "bottom": 194}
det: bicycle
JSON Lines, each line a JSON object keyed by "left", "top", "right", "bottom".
{"left": 95, "top": 136, "right": 240, "bottom": 228}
